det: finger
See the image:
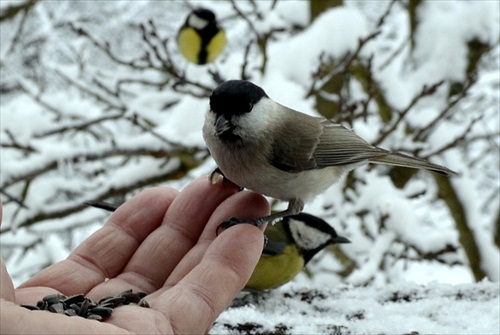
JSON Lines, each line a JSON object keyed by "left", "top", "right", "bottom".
{"left": 162, "top": 190, "right": 269, "bottom": 289}
{"left": 141, "top": 223, "right": 264, "bottom": 334}
{"left": 89, "top": 176, "right": 242, "bottom": 297}
{"left": 1, "top": 259, "right": 15, "bottom": 302}
{"left": 0, "top": 201, "right": 14, "bottom": 302}
{"left": 18, "top": 187, "right": 178, "bottom": 297}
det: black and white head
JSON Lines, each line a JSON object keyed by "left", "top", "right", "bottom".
{"left": 208, "top": 80, "right": 271, "bottom": 142}
{"left": 284, "top": 213, "right": 350, "bottom": 264}
{"left": 188, "top": 7, "right": 216, "bottom": 30}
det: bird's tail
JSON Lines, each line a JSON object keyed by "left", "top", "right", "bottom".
{"left": 371, "top": 152, "right": 458, "bottom": 176}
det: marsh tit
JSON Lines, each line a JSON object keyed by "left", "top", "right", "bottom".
{"left": 203, "top": 80, "right": 458, "bottom": 228}
{"left": 177, "top": 7, "right": 226, "bottom": 65}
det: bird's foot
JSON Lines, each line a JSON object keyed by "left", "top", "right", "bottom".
{"left": 209, "top": 168, "right": 243, "bottom": 191}
{"left": 215, "top": 217, "right": 267, "bottom": 236}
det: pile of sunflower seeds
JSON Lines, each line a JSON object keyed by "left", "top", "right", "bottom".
{"left": 21, "top": 289, "right": 148, "bottom": 321}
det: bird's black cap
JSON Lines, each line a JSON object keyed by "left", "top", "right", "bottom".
{"left": 210, "top": 80, "right": 268, "bottom": 117}
{"left": 193, "top": 7, "right": 216, "bottom": 22}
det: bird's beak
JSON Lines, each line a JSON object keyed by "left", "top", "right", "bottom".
{"left": 333, "top": 235, "right": 351, "bottom": 244}
{"left": 215, "top": 114, "right": 233, "bottom": 136}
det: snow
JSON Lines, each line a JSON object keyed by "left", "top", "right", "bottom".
{"left": 1, "top": 0, "right": 499, "bottom": 333}
{"left": 266, "top": 7, "right": 369, "bottom": 87}
{"left": 215, "top": 281, "right": 499, "bottom": 334}
{"left": 414, "top": 1, "right": 499, "bottom": 83}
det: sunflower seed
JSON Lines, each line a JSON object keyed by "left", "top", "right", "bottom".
{"left": 87, "top": 313, "right": 103, "bottom": 321}
{"left": 21, "top": 304, "right": 40, "bottom": 310}
{"left": 48, "top": 302, "right": 65, "bottom": 314}
{"left": 64, "top": 309, "right": 78, "bottom": 316}
{"left": 22, "top": 289, "right": 148, "bottom": 321}
{"left": 78, "top": 299, "right": 89, "bottom": 317}
{"left": 120, "top": 291, "right": 143, "bottom": 304}
{"left": 63, "top": 294, "right": 85, "bottom": 306}
{"left": 36, "top": 300, "right": 48, "bottom": 310}
{"left": 89, "top": 306, "right": 113, "bottom": 318}
{"left": 98, "top": 296, "right": 125, "bottom": 308}
{"left": 43, "top": 294, "right": 66, "bottom": 304}
{"left": 69, "top": 303, "right": 81, "bottom": 314}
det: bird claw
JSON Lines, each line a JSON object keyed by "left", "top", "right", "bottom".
{"left": 209, "top": 168, "right": 243, "bottom": 191}
{"left": 216, "top": 217, "right": 244, "bottom": 235}
{"left": 215, "top": 217, "right": 268, "bottom": 236}
{"left": 209, "top": 168, "right": 225, "bottom": 185}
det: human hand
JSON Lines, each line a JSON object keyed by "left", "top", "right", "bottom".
{"left": 0, "top": 176, "right": 269, "bottom": 334}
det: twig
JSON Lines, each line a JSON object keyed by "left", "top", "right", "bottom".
{"left": 69, "top": 22, "right": 154, "bottom": 71}
{"left": 53, "top": 68, "right": 126, "bottom": 111}
{"left": 0, "top": 149, "right": 208, "bottom": 234}
{"left": 0, "top": 189, "right": 29, "bottom": 209}
{"left": 3, "top": 4, "right": 30, "bottom": 56}
{"left": 34, "top": 113, "right": 124, "bottom": 138}
{"left": 414, "top": 76, "right": 476, "bottom": 141}
{"left": 1, "top": 129, "right": 37, "bottom": 153}
{"left": 240, "top": 40, "right": 254, "bottom": 81}
{"left": 229, "top": 0, "right": 260, "bottom": 37}
{"left": 375, "top": 0, "right": 398, "bottom": 28}
{"left": 1, "top": 146, "right": 205, "bottom": 189}
{"left": 127, "top": 113, "right": 184, "bottom": 150}
{"left": 422, "top": 115, "right": 483, "bottom": 159}
{"left": 393, "top": 242, "right": 461, "bottom": 266}
{"left": 372, "top": 80, "right": 444, "bottom": 147}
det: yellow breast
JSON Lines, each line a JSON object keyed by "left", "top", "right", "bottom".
{"left": 205, "top": 30, "right": 226, "bottom": 63}
{"left": 245, "top": 245, "right": 305, "bottom": 291}
{"left": 177, "top": 28, "right": 203, "bottom": 64}
{"left": 177, "top": 27, "right": 226, "bottom": 64}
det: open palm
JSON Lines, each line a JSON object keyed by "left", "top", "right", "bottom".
{"left": 1, "top": 177, "right": 269, "bottom": 334}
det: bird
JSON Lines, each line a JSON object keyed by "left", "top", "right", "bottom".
{"left": 176, "top": 7, "right": 227, "bottom": 65}
{"left": 84, "top": 201, "right": 349, "bottom": 291}
{"left": 202, "top": 80, "right": 458, "bottom": 228}
{"left": 245, "top": 212, "right": 349, "bottom": 291}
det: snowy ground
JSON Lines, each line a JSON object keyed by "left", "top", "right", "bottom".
{"left": 214, "top": 281, "right": 499, "bottom": 334}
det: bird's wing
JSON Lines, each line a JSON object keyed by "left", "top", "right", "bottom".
{"left": 262, "top": 221, "right": 290, "bottom": 256}
{"left": 312, "top": 120, "right": 389, "bottom": 167}
{"left": 268, "top": 108, "right": 322, "bottom": 172}
{"left": 269, "top": 108, "right": 388, "bottom": 172}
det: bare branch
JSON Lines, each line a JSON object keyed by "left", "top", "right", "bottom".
{"left": 1, "top": 146, "right": 206, "bottom": 189}
{"left": 1, "top": 129, "right": 37, "bottom": 153}
{"left": 0, "top": 148, "right": 209, "bottom": 234}
{"left": 0, "top": 189, "right": 29, "bottom": 209}
{"left": 422, "top": 115, "right": 483, "bottom": 159}
{"left": 372, "top": 80, "right": 445, "bottom": 147}
{"left": 33, "top": 113, "right": 124, "bottom": 138}
{"left": 414, "top": 76, "right": 476, "bottom": 142}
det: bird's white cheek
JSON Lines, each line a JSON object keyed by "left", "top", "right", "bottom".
{"left": 289, "top": 219, "right": 331, "bottom": 250}
{"left": 237, "top": 99, "right": 280, "bottom": 139}
{"left": 188, "top": 15, "right": 208, "bottom": 30}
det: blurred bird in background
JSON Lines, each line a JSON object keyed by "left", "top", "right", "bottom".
{"left": 177, "top": 7, "right": 227, "bottom": 65}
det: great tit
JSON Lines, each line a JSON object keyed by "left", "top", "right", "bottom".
{"left": 203, "top": 80, "right": 458, "bottom": 228}
{"left": 245, "top": 212, "right": 350, "bottom": 291}
{"left": 177, "top": 7, "right": 226, "bottom": 65}
{"left": 85, "top": 201, "right": 349, "bottom": 291}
